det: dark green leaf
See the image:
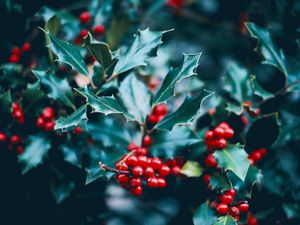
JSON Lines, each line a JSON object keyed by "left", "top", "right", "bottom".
{"left": 75, "top": 86, "right": 134, "bottom": 122}
{"left": 225, "top": 102, "right": 243, "bottom": 115}
{"left": 18, "top": 134, "right": 51, "bottom": 174}
{"left": 153, "top": 53, "right": 202, "bottom": 105}
{"left": 113, "top": 28, "right": 171, "bottom": 75}
{"left": 282, "top": 203, "right": 300, "bottom": 219}
{"left": 193, "top": 201, "right": 217, "bottom": 225}
{"left": 210, "top": 172, "right": 232, "bottom": 192}
{"left": 0, "top": 91, "right": 12, "bottom": 128}
{"left": 155, "top": 90, "right": 214, "bottom": 131}
{"left": 213, "top": 215, "right": 237, "bottom": 225}
{"left": 180, "top": 161, "right": 202, "bottom": 177}
{"left": 22, "top": 82, "right": 45, "bottom": 110}
{"left": 32, "top": 69, "right": 74, "bottom": 108}
{"left": 214, "top": 144, "right": 250, "bottom": 181}
{"left": 54, "top": 105, "right": 88, "bottom": 131}
{"left": 250, "top": 75, "right": 273, "bottom": 100}
{"left": 42, "top": 29, "right": 89, "bottom": 75}
{"left": 119, "top": 74, "right": 151, "bottom": 123}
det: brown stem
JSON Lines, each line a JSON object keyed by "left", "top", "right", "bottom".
{"left": 98, "top": 162, "right": 130, "bottom": 174}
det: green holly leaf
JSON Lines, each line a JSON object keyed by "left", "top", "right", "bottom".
{"left": 18, "top": 134, "right": 51, "bottom": 174}
{"left": 54, "top": 105, "right": 88, "bottom": 131}
{"left": 223, "top": 62, "right": 251, "bottom": 103}
{"left": 155, "top": 89, "right": 214, "bottom": 131}
{"left": 246, "top": 23, "right": 288, "bottom": 77}
{"left": 210, "top": 172, "right": 232, "bottom": 192}
{"left": 150, "top": 127, "right": 201, "bottom": 157}
{"left": 75, "top": 86, "right": 134, "bottom": 122}
{"left": 119, "top": 74, "right": 151, "bottom": 124}
{"left": 214, "top": 144, "right": 250, "bottom": 181}
{"left": 282, "top": 203, "right": 300, "bottom": 219}
{"left": 153, "top": 53, "right": 202, "bottom": 105}
{"left": 193, "top": 201, "right": 217, "bottom": 225}
{"left": 225, "top": 102, "right": 243, "bottom": 115}
{"left": 88, "top": 117, "right": 133, "bottom": 148}
{"left": 22, "top": 82, "right": 45, "bottom": 110}
{"left": 42, "top": 29, "right": 89, "bottom": 75}
{"left": 213, "top": 215, "right": 237, "bottom": 225}
{"left": 180, "top": 161, "right": 203, "bottom": 177}
{"left": 32, "top": 69, "right": 74, "bottom": 108}
{"left": 0, "top": 91, "right": 12, "bottom": 128}
{"left": 250, "top": 75, "right": 273, "bottom": 100}
{"left": 84, "top": 33, "right": 116, "bottom": 76}
{"left": 112, "top": 28, "right": 171, "bottom": 75}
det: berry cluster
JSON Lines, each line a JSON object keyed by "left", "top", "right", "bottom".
{"left": 0, "top": 132, "right": 23, "bottom": 154}
{"left": 248, "top": 148, "right": 266, "bottom": 165}
{"left": 147, "top": 104, "right": 168, "bottom": 124}
{"left": 204, "top": 122, "right": 234, "bottom": 168}
{"left": 12, "top": 102, "right": 24, "bottom": 124}
{"left": 74, "top": 11, "right": 105, "bottom": 44}
{"left": 9, "top": 43, "right": 31, "bottom": 63}
{"left": 114, "top": 140, "right": 183, "bottom": 196}
{"left": 36, "top": 107, "right": 55, "bottom": 132}
{"left": 213, "top": 188, "right": 249, "bottom": 222}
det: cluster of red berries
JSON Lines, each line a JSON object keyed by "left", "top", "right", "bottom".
{"left": 36, "top": 107, "right": 55, "bottom": 132}
{"left": 248, "top": 148, "right": 266, "bottom": 165}
{"left": 12, "top": 102, "right": 24, "bottom": 124}
{"left": 213, "top": 188, "right": 251, "bottom": 223}
{"left": 9, "top": 43, "right": 31, "bottom": 63}
{"left": 74, "top": 11, "right": 105, "bottom": 44}
{"left": 204, "top": 122, "right": 234, "bottom": 168}
{"left": 0, "top": 132, "right": 23, "bottom": 154}
{"left": 166, "top": 0, "right": 183, "bottom": 9}
{"left": 115, "top": 137, "right": 183, "bottom": 196}
{"left": 147, "top": 104, "right": 168, "bottom": 124}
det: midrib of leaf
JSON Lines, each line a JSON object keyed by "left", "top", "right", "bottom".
{"left": 50, "top": 34, "right": 88, "bottom": 75}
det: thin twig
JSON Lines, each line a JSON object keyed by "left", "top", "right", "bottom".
{"left": 98, "top": 162, "right": 130, "bottom": 174}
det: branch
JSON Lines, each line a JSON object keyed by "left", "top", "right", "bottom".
{"left": 98, "top": 162, "right": 130, "bottom": 174}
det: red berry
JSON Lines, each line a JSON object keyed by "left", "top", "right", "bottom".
{"left": 223, "top": 128, "right": 234, "bottom": 139}
{"left": 157, "top": 177, "right": 167, "bottom": 188}
{"left": 79, "top": 11, "right": 91, "bottom": 23}
{"left": 136, "top": 147, "right": 148, "bottom": 156}
{"left": 165, "top": 159, "right": 176, "bottom": 168}
{"left": 218, "top": 122, "right": 230, "bottom": 129}
{"left": 151, "top": 158, "right": 162, "bottom": 170}
{"left": 147, "top": 176, "right": 158, "bottom": 188}
{"left": 93, "top": 24, "right": 105, "bottom": 35}
{"left": 241, "top": 115, "right": 248, "bottom": 126}
{"left": 128, "top": 143, "right": 138, "bottom": 151}
{"left": 204, "top": 154, "right": 218, "bottom": 168}
{"left": 225, "top": 188, "right": 236, "bottom": 198}
{"left": 12, "top": 102, "right": 20, "bottom": 111}
{"left": 205, "top": 130, "right": 214, "bottom": 140}
{"left": 74, "top": 36, "right": 82, "bottom": 44}
{"left": 79, "top": 29, "right": 89, "bottom": 38}
{"left": 214, "top": 127, "right": 225, "bottom": 138}
{"left": 258, "top": 148, "right": 267, "bottom": 157}
{"left": 13, "top": 110, "right": 23, "bottom": 119}
{"left": 22, "top": 42, "right": 31, "bottom": 52}
{"left": 153, "top": 104, "right": 168, "bottom": 116}
{"left": 130, "top": 186, "right": 142, "bottom": 196}
{"left": 202, "top": 174, "right": 211, "bottom": 185}
{"left": 16, "top": 146, "right": 24, "bottom": 154}
{"left": 44, "top": 121, "right": 55, "bottom": 131}
{"left": 148, "top": 78, "right": 159, "bottom": 90}
{"left": 142, "top": 135, "right": 152, "bottom": 146}
{"left": 0, "top": 132, "right": 7, "bottom": 142}
{"left": 132, "top": 166, "right": 143, "bottom": 177}
{"left": 117, "top": 174, "right": 129, "bottom": 183}
{"left": 148, "top": 114, "right": 159, "bottom": 124}
{"left": 74, "top": 126, "right": 82, "bottom": 134}
{"left": 12, "top": 47, "right": 21, "bottom": 55}
{"left": 166, "top": 0, "right": 183, "bottom": 9}
{"left": 42, "top": 107, "right": 54, "bottom": 121}
{"left": 36, "top": 117, "right": 44, "bottom": 128}
{"left": 159, "top": 164, "right": 171, "bottom": 177}
{"left": 249, "top": 151, "right": 262, "bottom": 162}
{"left": 216, "top": 203, "right": 229, "bottom": 215}
{"left": 247, "top": 217, "right": 257, "bottom": 225}
{"left": 216, "top": 138, "right": 227, "bottom": 149}
{"left": 137, "top": 155, "right": 148, "bottom": 167}
{"left": 126, "top": 155, "right": 138, "bottom": 167}
{"left": 229, "top": 206, "right": 240, "bottom": 220}
{"left": 238, "top": 203, "right": 249, "bottom": 212}
{"left": 171, "top": 166, "right": 181, "bottom": 176}
{"left": 220, "top": 194, "right": 234, "bottom": 205}
{"left": 115, "top": 162, "right": 128, "bottom": 171}
{"left": 9, "top": 54, "right": 20, "bottom": 63}
{"left": 10, "top": 135, "right": 20, "bottom": 144}
{"left": 144, "top": 166, "right": 155, "bottom": 177}
{"left": 130, "top": 177, "right": 141, "bottom": 187}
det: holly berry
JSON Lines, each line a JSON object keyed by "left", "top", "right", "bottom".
{"left": 137, "top": 155, "right": 148, "bottom": 167}
{"left": 132, "top": 166, "right": 143, "bottom": 177}
{"left": 151, "top": 158, "right": 162, "bottom": 170}
{"left": 130, "top": 186, "right": 142, "bottom": 196}
{"left": 22, "top": 42, "right": 31, "bottom": 52}
{"left": 9, "top": 54, "right": 20, "bottom": 63}
{"left": 247, "top": 216, "right": 258, "bottom": 225}
{"left": 79, "top": 29, "right": 89, "bottom": 38}
{"left": 143, "top": 135, "right": 152, "bottom": 146}
{"left": 220, "top": 194, "right": 234, "bottom": 205}
{"left": 12, "top": 102, "right": 20, "bottom": 111}
{"left": 127, "top": 155, "right": 138, "bottom": 167}
{"left": 202, "top": 174, "right": 211, "bottom": 185}
{"left": 205, "top": 130, "right": 214, "bottom": 140}
{"left": 238, "top": 202, "right": 249, "bottom": 212}
{"left": 10, "top": 135, "right": 20, "bottom": 145}
{"left": 74, "top": 126, "right": 83, "bottom": 135}
{"left": 157, "top": 177, "right": 167, "bottom": 188}
{"left": 16, "top": 146, "right": 24, "bottom": 154}
{"left": 136, "top": 147, "right": 148, "bottom": 156}
{"left": 93, "top": 25, "right": 105, "bottom": 35}
{"left": 128, "top": 143, "right": 138, "bottom": 151}
{"left": 42, "top": 107, "right": 54, "bottom": 121}
{"left": 44, "top": 121, "right": 55, "bottom": 131}
{"left": 159, "top": 164, "right": 171, "bottom": 177}
{"left": 225, "top": 188, "right": 236, "bottom": 198}
{"left": 130, "top": 178, "right": 141, "bottom": 187}
{"left": 147, "top": 176, "right": 158, "bottom": 188}
{"left": 171, "top": 166, "right": 181, "bottom": 176}
{"left": 115, "top": 162, "right": 128, "bottom": 171}
{"left": 148, "top": 114, "right": 159, "bottom": 124}
{"left": 79, "top": 11, "right": 91, "bottom": 23}
{"left": 12, "top": 47, "right": 21, "bottom": 55}
{"left": 216, "top": 203, "right": 229, "bottom": 215}
{"left": 36, "top": 117, "right": 45, "bottom": 128}
{"left": 204, "top": 154, "right": 218, "bottom": 168}
{"left": 153, "top": 104, "right": 168, "bottom": 116}
{"left": 229, "top": 206, "right": 240, "bottom": 221}
{"left": 0, "top": 132, "right": 7, "bottom": 142}
{"left": 144, "top": 166, "right": 155, "bottom": 177}
{"left": 117, "top": 174, "right": 129, "bottom": 183}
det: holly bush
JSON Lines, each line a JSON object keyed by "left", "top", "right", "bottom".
{"left": 0, "top": 0, "right": 300, "bottom": 225}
